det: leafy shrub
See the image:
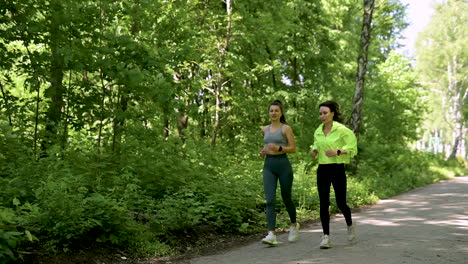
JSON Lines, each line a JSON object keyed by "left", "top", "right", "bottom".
{"left": 0, "top": 207, "right": 21, "bottom": 263}
{"left": 0, "top": 204, "right": 36, "bottom": 264}
{"left": 0, "top": 124, "right": 38, "bottom": 205}
{"left": 153, "top": 180, "right": 260, "bottom": 237}
{"left": 1, "top": 117, "right": 463, "bottom": 260}
{"left": 18, "top": 176, "right": 144, "bottom": 252}
{"left": 357, "top": 144, "right": 453, "bottom": 199}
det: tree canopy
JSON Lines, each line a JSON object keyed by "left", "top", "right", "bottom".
{"left": 415, "top": 0, "right": 467, "bottom": 159}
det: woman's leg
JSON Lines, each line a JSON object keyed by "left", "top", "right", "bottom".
{"left": 331, "top": 164, "right": 352, "bottom": 226}
{"left": 263, "top": 160, "right": 278, "bottom": 231}
{"left": 278, "top": 158, "right": 296, "bottom": 224}
{"left": 317, "top": 165, "right": 332, "bottom": 235}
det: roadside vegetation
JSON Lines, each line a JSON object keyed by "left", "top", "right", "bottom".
{"left": 0, "top": 0, "right": 466, "bottom": 263}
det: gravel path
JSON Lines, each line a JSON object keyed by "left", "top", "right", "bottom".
{"left": 189, "top": 176, "right": 468, "bottom": 264}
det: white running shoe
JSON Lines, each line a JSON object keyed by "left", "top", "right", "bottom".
{"left": 288, "top": 223, "right": 300, "bottom": 242}
{"left": 262, "top": 231, "right": 278, "bottom": 245}
{"left": 347, "top": 223, "right": 356, "bottom": 241}
{"left": 320, "top": 235, "right": 332, "bottom": 249}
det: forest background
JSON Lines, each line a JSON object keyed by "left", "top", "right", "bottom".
{"left": 0, "top": 0, "right": 466, "bottom": 262}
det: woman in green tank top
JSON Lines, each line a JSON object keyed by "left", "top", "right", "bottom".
{"left": 259, "top": 100, "right": 300, "bottom": 245}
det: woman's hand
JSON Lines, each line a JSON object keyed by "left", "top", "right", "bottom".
{"left": 325, "top": 149, "right": 337, "bottom": 157}
{"left": 310, "top": 149, "right": 318, "bottom": 158}
{"left": 259, "top": 149, "right": 266, "bottom": 158}
{"left": 263, "top": 144, "right": 281, "bottom": 155}
{"left": 266, "top": 143, "right": 279, "bottom": 152}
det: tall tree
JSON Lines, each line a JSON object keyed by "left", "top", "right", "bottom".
{"left": 350, "top": 0, "right": 375, "bottom": 137}
{"left": 416, "top": 0, "right": 467, "bottom": 159}
{"left": 210, "top": 0, "right": 233, "bottom": 147}
{"left": 43, "top": 0, "right": 66, "bottom": 151}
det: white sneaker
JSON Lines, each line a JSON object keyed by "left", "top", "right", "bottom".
{"left": 320, "top": 235, "right": 332, "bottom": 249}
{"left": 262, "top": 231, "right": 278, "bottom": 245}
{"left": 347, "top": 223, "right": 356, "bottom": 241}
{"left": 288, "top": 223, "right": 300, "bottom": 242}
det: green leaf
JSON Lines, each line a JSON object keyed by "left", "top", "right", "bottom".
{"left": 25, "top": 230, "right": 33, "bottom": 242}
{"left": 12, "top": 198, "right": 20, "bottom": 206}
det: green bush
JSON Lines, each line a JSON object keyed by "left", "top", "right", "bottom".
{"left": 0, "top": 207, "right": 21, "bottom": 263}
{"left": 0, "top": 204, "right": 36, "bottom": 264}
{"left": 152, "top": 179, "right": 261, "bottom": 238}
{"left": 357, "top": 144, "right": 453, "bottom": 199}
{"left": 23, "top": 185, "right": 141, "bottom": 252}
{"left": 1, "top": 123, "right": 463, "bottom": 260}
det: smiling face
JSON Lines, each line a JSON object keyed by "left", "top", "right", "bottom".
{"left": 269, "top": 105, "right": 282, "bottom": 122}
{"left": 319, "top": 106, "right": 334, "bottom": 125}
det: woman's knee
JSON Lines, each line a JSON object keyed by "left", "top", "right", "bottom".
{"left": 337, "top": 201, "right": 349, "bottom": 211}
{"left": 265, "top": 199, "right": 275, "bottom": 208}
{"left": 319, "top": 199, "right": 330, "bottom": 208}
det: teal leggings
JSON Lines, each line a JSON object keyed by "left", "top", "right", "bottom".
{"left": 263, "top": 154, "right": 296, "bottom": 231}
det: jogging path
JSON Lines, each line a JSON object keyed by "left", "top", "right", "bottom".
{"left": 189, "top": 176, "right": 468, "bottom": 264}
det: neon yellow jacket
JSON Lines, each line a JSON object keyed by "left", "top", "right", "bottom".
{"left": 311, "top": 121, "right": 357, "bottom": 164}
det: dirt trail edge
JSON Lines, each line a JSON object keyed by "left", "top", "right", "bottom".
{"left": 189, "top": 176, "right": 468, "bottom": 264}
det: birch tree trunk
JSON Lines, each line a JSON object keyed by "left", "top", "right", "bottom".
{"left": 416, "top": 1, "right": 467, "bottom": 160}
{"left": 211, "top": 0, "right": 232, "bottom": 147}
{"left": 448, "top": 56, "right": 467, "bottom": 159}
{"left": 350, "top": 0, "right": 375, "bottom": 138}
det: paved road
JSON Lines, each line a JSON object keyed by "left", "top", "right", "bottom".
{"left": 189, "top": 176, "right": 468, "bottom": 264}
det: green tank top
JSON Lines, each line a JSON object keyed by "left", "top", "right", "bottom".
{"left": 264, "top": 125, "right": 288, "bottom": 146}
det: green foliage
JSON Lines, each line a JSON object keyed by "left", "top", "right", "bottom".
{"left": 0, "top": 207, "right": 22, "bottom": 263}
{"left": 415, "top": 0, "right": 467, "bottom": 158}
{"left": 363, "top": 51, "right": 426, "bottom": 145}
{"left": 148, "top": 145, "right": 263, "bottom": 241}
{"left": 357, "top": 143, "right": 455, "bottom": 199}
{"left": 0, "top": 0, "right": 464, "bottom": 261}
{"left": 0, "top": 123, "right": 38, "bottom": 203}
{"left": 0, "top": 204, "right": 37, "bottom": 263}
{"left": 27, "top": 191, "right": 132, "bottom": 251}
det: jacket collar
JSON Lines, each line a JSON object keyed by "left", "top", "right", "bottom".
{"left": 318, "top": 121, "right": 342, "bottom": 135}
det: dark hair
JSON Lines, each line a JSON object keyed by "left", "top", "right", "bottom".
{"left": 269, "top": 100, "right": 287, "bottom": 124}
{"left": 319, "top": 100, "right": 343, "bottom": 123}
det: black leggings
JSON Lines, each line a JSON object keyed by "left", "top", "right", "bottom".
{"left": 317, "top": 163, "right": 352, "bottom": 235}
{"left": 263, "top": 154, "right": 296, "bottom": 231}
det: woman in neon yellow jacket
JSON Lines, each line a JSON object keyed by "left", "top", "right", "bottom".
{"left": 310, "top": 101, "right": 357, "bottom": 249}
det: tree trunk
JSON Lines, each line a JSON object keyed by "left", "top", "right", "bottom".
{"left": 23, "top": 45, "right": 41, "bottom": 156}
{"left": 200, "top": 97, "right": 209, "bottom": 138}
{"left": 211, "top": 86, "right": 220, "bottom": 147}
{"left": 112, "top": 91, "right": 127, "bottom": 153}
{"left": 448, "top": 56, "right": 466, "bottom": 159}
{"left": 42, "top": 0, "right": 65, "bottom": 152}
{"left": 96, "top": 69, "right": 107, "bottom": 152}
{"left": 61, "top": 70, "right": 72, "bottom": 150}
{"left": 112, "top": 6, "right": 145, "bottom": 149}
{"left": 350, "top": 0, "right": 375, "bottom": 138}
{"left": 0, "top": 80, "right": 12, "bottom": 126}
{"left": 211, "top": 0, "right": 232, "bottom": 147}
{"left": 293, "top": 57, "right": 299, "bottom": 88}
{"left": 265, "top": 43, "right": 277, "bottom": 88}
{"left": 177, "top": 114, "right": 189, "bottom": 140}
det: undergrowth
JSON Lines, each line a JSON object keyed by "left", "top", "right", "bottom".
{"left": 0, "top": 136, "right": 465, "bottom": 263}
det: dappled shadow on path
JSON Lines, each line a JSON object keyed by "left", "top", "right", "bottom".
{"left": 189, "top": 177, "right": 468, "bottom": 264}
{"left": 289, "top": 177, "right": 468, "bottom": 264}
